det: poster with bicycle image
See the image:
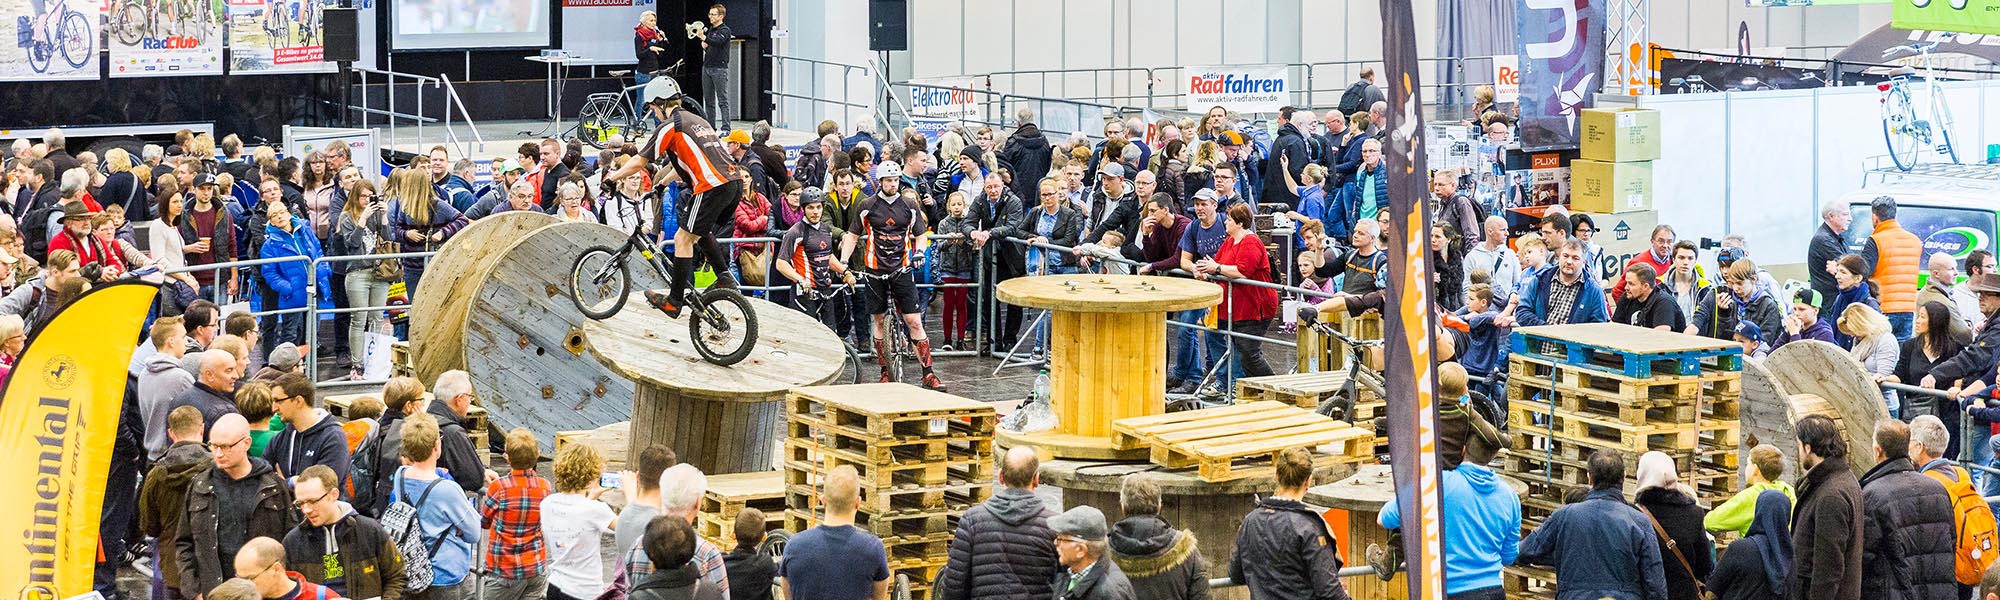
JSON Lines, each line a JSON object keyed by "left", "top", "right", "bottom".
{"left": 226, "top": 0, "right": 330, "bottom": 73}
{"left": 0, "top": 0, "right": 100, "bottom": 81}
{"left": 106, "top": 0, "right": 224, "bottom": 76}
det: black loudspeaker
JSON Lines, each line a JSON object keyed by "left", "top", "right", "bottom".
{"left": 869, "top": 0, "right": 907, "bottom": 51}
{"left": 323, "top": 7, "right": 359, "bottom": 62}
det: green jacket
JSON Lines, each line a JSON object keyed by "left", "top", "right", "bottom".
{"left": 1704, "top": 480, "right": 1796, "bottom": 535}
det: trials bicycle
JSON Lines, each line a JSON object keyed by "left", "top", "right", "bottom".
{"left": 1880, "top": 34, "right": 1960, "bottom": 171}
{"left": 567, "top": 220, "right": 761, "bottom": 366}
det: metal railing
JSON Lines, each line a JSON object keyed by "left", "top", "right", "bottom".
{"left": 348, "top": 67, "right": 485, "bottom": 157}
{"left": 767, "top": 55, "right": 890, "bottom": 137}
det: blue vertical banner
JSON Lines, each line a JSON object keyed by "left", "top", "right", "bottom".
{"left": 1515, "top": 0, "right": 1606, "bottom": 150}
{"left": 1380, "top": 0, "right": 1445, "bottom": 598}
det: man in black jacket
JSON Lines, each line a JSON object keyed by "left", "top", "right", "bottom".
{"left": 283, "top": 464, "right": 404, "bottom": 600}
{"left": 1859, "top": 419, "right": 1957, "bottom": 600}
{"left": 1790, "top": 414, "right": 1864, "bottom": 600}
{"left": 698, "top": 3, "right": 734, "bottom": 128}
{"left": 426, "top": 370, "right": 492, "bottom": 495}
{"left": 263, "top": 373, "right": 352, "bottom": 493}
{"left": 175, "top": 414, "right": 297, "bottom": 598}
{"left": 970, "top": 173, "right": 1028, "bottom": 353}
{"left": 997, "top": 108, "right": 1052, "bottom": 204}
{"left": 1082, "top": 162, "right": 1141, "bottom": 256}
{"left": 748, "top": 121, "right": 791, "bottom": 190}
{"left": 1231, "top": 447, "right": 1350, "bottom": 600}
{"left": 172, "top": 349, "right": 242, "bottom": 438}
{"left": 1262, "top": 107, "right": 1312, "bottom": 207}
{"left": 1809, "top": 201, "right": 1853, "bottom": 303}
{"left": 937, "top": 446, "right": 1058, "bottom": 600}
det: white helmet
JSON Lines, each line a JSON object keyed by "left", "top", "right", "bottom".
{"left": 643, "top": 77, "right": 684, "bottom": 105}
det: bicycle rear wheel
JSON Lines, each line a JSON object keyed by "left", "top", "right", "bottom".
{"left": 1932, "top": 88, "right": 1958, "bottom": 164}
{"left": 1881, "top": 85, "right": 1921, "bottom": 171}
{"left": 569, "top": 245, "right": 631, "bottom": 320}
{"left": 577, "top": 97, "right": 631, "bottom": 150}
{"left": 690, "top": 287, "right": 758, "bottom": 366}
{"left": 115, "top": 2, "right": 145, "bottom": 45}
{"left": 58, "top": 11, "right": 90, "bottom": 68}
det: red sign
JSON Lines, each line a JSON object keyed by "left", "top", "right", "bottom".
{"left": 1531, "top": 152, "right": 1562, "bottom": 169}
{"left": 273, "top": 46, "right": 324, "bottom": 65}
{"left": 563, "top": 0, "right": 633, "bottom": 6}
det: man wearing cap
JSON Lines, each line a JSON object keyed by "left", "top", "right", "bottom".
{"left": 1917, "top": 251, "right": 1977, "bottom": 338}
{"left": 776, "top": 187, "right": 849, "bottom": 332}
{"left": 724, "top": 128, "right": 774, "bottom": 201}
{"left": 1050, "top": 506, "right": 1138, "bottom": 600}
{"left": 1775, "top": 288, "right": 1837, "bottom": 349}
{"left": 1229, "top": 447, "right": 1349, "bottom": 600}
{"left": 465, "top": 162, "right": 532, "bottom": 220}
{"left": 840, "top": 161, "right": 944, "bottom": 390}
{"left": 251, "top": 342, "right": 303, "bottom": 381}
{"left": 44, "top": 199, "right": 99, "bottom": 271}
{"left": 1214, "top": 132, "right": 1258, "bottom": 202}
{"left": 1374, "top": 363, "right": 1518, "bottom": 600}
{"left": 183, "top": 174, "right": 238, "bottom": 298}
{"left": 1079, "top": 162, "right": 1141, "bottom": 261}
{"left": 1954, "top": 250, "right": 1994, "bottom": 331}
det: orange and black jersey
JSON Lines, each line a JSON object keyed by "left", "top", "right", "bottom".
{"left": 854, "top": 193, "right": 927, "bottom": 273}
{"left": 638, "top": 106, "right": 735, "bottom": 194}
{"left": 779, "top": 219, "right": 845, "bottom": 289}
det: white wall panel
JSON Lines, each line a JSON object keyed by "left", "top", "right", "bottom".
{"left": 909, "top": 0, "right": 964, "bottom": 78}
{"left": 1637, "top": 94, "right": 1731, "bottom": 255}
{"left": 1013, "top": 0, "right": 1065, "bottom": 81}
{"left": 1175, "top": 0, "right": 1225, "bottom": 72}
{"left": 964, "top": 0, "right": 1017, "bottom": 77}
{"left": 1724, "top": 90, "right": 1819, "bottom": 266}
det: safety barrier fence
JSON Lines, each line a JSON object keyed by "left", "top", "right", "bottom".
{"left": 348, "top": 67, "right": 486, "bottom": 158}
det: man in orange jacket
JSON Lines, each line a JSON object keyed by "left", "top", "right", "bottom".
{"left": 1861, "top": 196, "right": 1921, "bottom": 341}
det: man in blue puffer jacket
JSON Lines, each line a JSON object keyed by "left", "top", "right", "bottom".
{"left": 258, "top": 201, "right": 332, "bottom": 349}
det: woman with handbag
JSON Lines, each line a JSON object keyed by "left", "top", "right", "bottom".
{"left": 1635, "top": 451, "right": 1716, "bottom": 600}
{"left": 331, "top": 178, "right": 394, "bottom": 380}
{"left": 732, "top": 166, "right": 772, "bottom": 289}
{"left": 388, "top": 167, "right": 468, "bottom": 300}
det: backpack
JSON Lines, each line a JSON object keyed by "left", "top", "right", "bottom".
{"left": 379, "top": 468, "right": 449, "bottom": 594}
{"left": 349, "top": 428, "right": 383, "bottom": 516}
{"left": 1337, "top": 81, "right": 1370, "bottom": 115}
{"left": 21, "top": 200, "right": 58, "bottom": 263}
{"left": 1923, "top": 462, "right": 1998, "bottom": 585}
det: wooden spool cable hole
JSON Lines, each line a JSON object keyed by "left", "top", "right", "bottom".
{"left": 565, "top": 327, "right": 587, "bottom": 355}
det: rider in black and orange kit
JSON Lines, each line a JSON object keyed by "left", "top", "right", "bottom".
{"left": 601, "top": 76, "right": 741, "bottom": 318}
{"left": 840, "top": 162, "right": 945, "bottom": 391}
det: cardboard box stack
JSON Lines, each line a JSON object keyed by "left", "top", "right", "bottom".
{"left": 1571, "top": 108, "right": 1659, "bottom": 215}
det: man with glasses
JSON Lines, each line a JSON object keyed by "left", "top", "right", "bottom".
{"left": 698, "top": 3, "right": 734, "bottom": 128}
{"left": 172, "top": 349, "right": 243, "bottom": 436}
{"left": 282, "top": 465, "right": 403, "bottom": 599}
{"left": 176, "top": 413, "right": 297, "bottom": 599}
{"left": 233, "top": 537, "right": 338, "bottom": 600}
{"left": 1049, "top": 505, "right": 1137, "bottom": 600}
{"left": 264, "top": 373, "right": 353, "bottom": 493}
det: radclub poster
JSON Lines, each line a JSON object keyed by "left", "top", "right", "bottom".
{"left": 106, "top": 0, "right": 225, "bottom": 77}
{"left": 228, "top": 0, "right": 333, "bottom": 73}
{"left": 0, "top": 0, "right": 100, "bottom": 82}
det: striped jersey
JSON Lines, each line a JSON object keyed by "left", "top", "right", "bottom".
{"left": 854, "top": 193, "right": 926, "bottom": 273}
{"left": 639, "top": 107, "right": 736, "bottom": 194}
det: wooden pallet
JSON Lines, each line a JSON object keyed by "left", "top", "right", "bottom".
{"left": 693, "top": 470, "right": 788, "bottom": 546}
{"left": 1509, "top": 402, "right": 1740, "bottom": 450}
{"left": 390, "top": 341, "right": 413, "bottom": 378}
{"left": 1111, "top": 401, "right": 1376, "bottom": 481}
{"left": 784, "top": 508, "right": 959, "bottom": 540}
{"left": 782, "top": 441, "right": 994, "bottom": 489}
{"left": 785, "top": 482, "right": 993, "bottom": 515}
{"left": 1512, "top": 324, "right": 1743, "bottom": 378}
{"left": 1504, "top": 565, "right": 1560, "bottom": 600}
{"left": 788, "top": 418, "right": 996, "bottom": 464}
{"left": 788, "top": 383, "right": 997, "bottom": 440}
{"left": 1235, "top": 371, "right": 1352, "bottom": 409}
{"left": 1509, "top": 353, "right": 1742, "bottom": 402}
{"left": 1296, "top": 313, "right": 1384, "bottom": 372}
{"left": 554, "top": 421, "right": 630, "bottom": 469}
{"left": 1507, "top": 429, "right": 1739, "bottom": 470}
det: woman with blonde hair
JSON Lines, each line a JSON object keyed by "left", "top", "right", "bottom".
{"left": 99, "top": 147, "right": 154, "bottom": 222}
{"left": 329, "top": 177, "right": 391, "bottom": 379}
{"left": 0, "top": 314, "right": 24, "bottom": 379}
{"left": 1839, "top": 302, "right": 1901, "bottom": 417}
{"left": 388, "top": 167, "right": 467, "bottom": 298}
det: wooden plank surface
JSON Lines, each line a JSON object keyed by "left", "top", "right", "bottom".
{"left": 409, "top": 211, "right": 559, "bottom": 383}
{"left": 556, "top": 421, "right": 630, "bottom": 468}
{"left": 1515, "top": 323, "right": 1738, "bottom": 354}
{"left": 791, "top": 383, "right": 992, "bottom": 417}
{"left": 704, "top": 471, "right": 785, "bottom": 502}
{"left": 995, "top": 274, "right": 1221, "bottom": 313}
{"left": 1750, "top": 340, "right": 1885, "bottom": 476}
{"left": 586, "top": 294, "right": 847, "bottom": 401}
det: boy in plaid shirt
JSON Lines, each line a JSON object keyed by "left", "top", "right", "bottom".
{"left": 481, "top": 428, "right": 553, "bottom": 600}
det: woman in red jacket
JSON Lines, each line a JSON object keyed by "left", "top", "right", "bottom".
{"left": 1193, "top": 202, "right": 1279, "bottom": 381}
{"left": 732, "top": 166, "right": 772, "bottom": 286}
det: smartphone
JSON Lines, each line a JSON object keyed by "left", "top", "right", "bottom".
{"left": 600, "top": 472, "right": 620, "bottom": 489}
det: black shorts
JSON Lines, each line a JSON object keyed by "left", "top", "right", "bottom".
{"left": 865, "top": 270, "right": 920, "bottom": 316}
{"left": 677, "top": 179, "right": 742, "bottom": 237}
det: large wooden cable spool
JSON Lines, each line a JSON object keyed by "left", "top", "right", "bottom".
{"left": 457, "top": 221, "right": 671, "bottom": 449}
{"left": 1738, "top": 340, "right": 1887, "bottom": 478}
{"left": 408, "top": 211, "right": 559, "bottom": 383}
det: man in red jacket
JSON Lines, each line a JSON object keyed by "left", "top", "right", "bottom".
{"left": 234, "top": 536, "right": 342, "bottom": 600}
{"left": 1607, "top": 223, "right": 1677, "bottom": 302}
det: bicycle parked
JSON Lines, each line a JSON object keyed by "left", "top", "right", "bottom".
{"left": 15, "top": 0, "right": 93, "bottom": 74}
{"left": 575, "top": 59, "right": 684, "bottom": 149}
{"left": 568, "top": 220, "right": 761, "bottom": 366}
{"left": 1879, "top": 33, "right": 1960, "bottom": 171}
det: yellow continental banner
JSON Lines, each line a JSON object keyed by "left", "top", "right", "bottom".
{"left": 0, "top": 282, "right": 158, "bottom": 600}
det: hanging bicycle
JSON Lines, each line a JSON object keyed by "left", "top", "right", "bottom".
{"left": 1879, "top": 34, "right": 1959, "bottom": 171}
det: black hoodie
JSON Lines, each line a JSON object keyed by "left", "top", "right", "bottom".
{"left": 264, "top": 411, "right": 353, "bottom": 495}
{"left": 936, "top": 486, "right": 1059, "bottom": 600}
{"left": 1107, "top": 515, "right": 1210, "bottom": 600}
{"left": 997, "top": 123, "right": 1052, "bottom": 206}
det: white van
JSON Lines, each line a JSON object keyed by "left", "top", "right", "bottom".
{"left": 1840, "top": 176, "right": 2000, "bottom": 285}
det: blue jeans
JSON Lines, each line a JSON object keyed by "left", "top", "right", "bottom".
{"left": 1170, "top": 308, "right": 1206, "bottom": 382}
{"left": 1888, "top": 311, "right": 1914, "bottom": 342}
{"left": 1980, "top": 434, "right": 2000, "bottom": 498}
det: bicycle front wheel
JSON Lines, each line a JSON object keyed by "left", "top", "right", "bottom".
{"left": 569, "top": 245, "right": 631, "bottom": 320}
{"left": 116, "top": 2, "right": 145, "bottom": 45}
{"left": 58, "top": 11, "right": 90, "bottom": 69}
{"left": 1882, "top": 85, "right": 1921, "bottom": 171}
{"left": 690, "top": 287, "right": 758, "bottom": 366}
{"left": 1932, "top": 89, "right": 1958, "bottom": 164}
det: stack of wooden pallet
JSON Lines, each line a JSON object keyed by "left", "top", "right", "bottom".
{"left": 1295, "top": 313, "right": 1383, "bottom": 373}
{"left": 1110, "top": 401, "right": 1376, "bottom": 482}
{"left": 555, "top": 421, "right": 630, "bottom": 469}
{"left": 1500, "top": 324, "right": 1743, "bottom": 599}
{"left": 784, "top": 383, "right": 996, "bottom": 600}
{"left": 696, "top": 471, "right": 788, "bottom": 550}
{"left": 390, "top": 340, "right": 414, "bottom": 378}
